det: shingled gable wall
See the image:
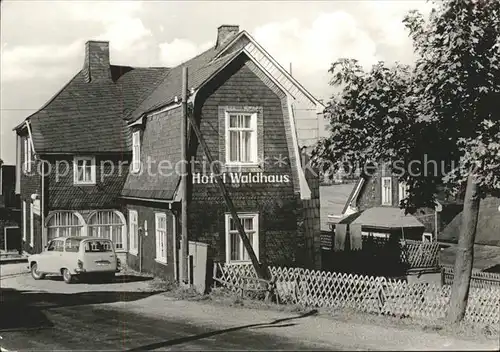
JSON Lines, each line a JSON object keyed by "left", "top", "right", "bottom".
{"left": 187, "top": 54, "right": 319, "bottom": 269}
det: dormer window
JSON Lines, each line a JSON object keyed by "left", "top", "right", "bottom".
{"left": 132, "top": 131, "right": 141, "bottom": 173}
{"left": 225, "top": 112, "right": 258, "bottom": 165}
{"left": 73, "top": 156, "right": 96, "bottom": 185}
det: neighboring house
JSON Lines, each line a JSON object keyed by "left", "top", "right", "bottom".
{"left": 440, "top": 196, "right": 500, "bottom": 246}
{"left": 14, "top": 25, "right": 324, "bottom": 281}
{"left": 0, "top": 159, "right": 21, "bottom": 251}
{"left": 328, "top": 166, "right": 462, "bottom": 242}
{"left": 439, "top": 196, "right": 500, "bottom": 271}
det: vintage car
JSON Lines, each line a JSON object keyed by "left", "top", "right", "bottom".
{"left": 28, "top": 236, "right": 121, "bottom": 283}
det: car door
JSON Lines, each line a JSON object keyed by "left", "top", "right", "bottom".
{"left": 52, "top": 239, "right": 65, "bottom": 273}
{"left": 38, "top": 240, "right": 56, "bottom": 273}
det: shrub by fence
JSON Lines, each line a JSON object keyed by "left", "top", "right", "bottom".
{"left": 442, "top": 265, "right": 500, "bottom": 288}
{"left": 214, "top": 263, "right": 500, "bottom": 330}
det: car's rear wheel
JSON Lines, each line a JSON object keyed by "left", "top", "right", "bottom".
{"left": 62, "top": 268, "right": 73, "bottom": 284}
{"left": 31, "top": 263, "right": 45, "bottom": 280}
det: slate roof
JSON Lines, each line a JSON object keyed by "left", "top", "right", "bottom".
{"left": 128, "top": 48, "right": 240, "bottom": 122}
{"left": 121, "top": 106, "right": 183, "bottom": 200}
{"left": 22, "top": 65, "right": 169, "bottom": 153}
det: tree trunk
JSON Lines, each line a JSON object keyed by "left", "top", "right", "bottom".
{"left": 447, "top": 172, "right": 481, "bottom": 323}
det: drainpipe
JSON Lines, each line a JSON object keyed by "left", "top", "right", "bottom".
{"left": 41, "top": 161, "right": 45, "bottom": 248}
{"left": 138, "top": 227, "right": 143, "bottom": 273}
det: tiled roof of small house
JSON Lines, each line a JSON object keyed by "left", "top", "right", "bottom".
{"left": 351, "top": 207, "right": 425, "bottom": 229}
{"left": 23, "top": 63, "right": 169, "bottom": 153}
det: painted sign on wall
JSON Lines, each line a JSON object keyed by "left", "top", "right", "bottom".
{"left": 192, "top": 172, "right": 290, "bottom": 185}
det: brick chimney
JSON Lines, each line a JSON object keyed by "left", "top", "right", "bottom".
{"left": 216, "top": 25, "right": 239, "bottom": 49}
{"left": 82, "top": 40, "right": 111, "bottom": 83}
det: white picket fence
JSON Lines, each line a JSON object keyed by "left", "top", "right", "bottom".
{"left": 214, "top": 263, "right": 500, "bottom": 329}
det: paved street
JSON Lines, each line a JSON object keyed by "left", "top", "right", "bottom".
{"left": 0, "top": 263, "right": 336, "bottom": 351}
{"left": 1, "top": 263, "right": 498, "bottom": 351}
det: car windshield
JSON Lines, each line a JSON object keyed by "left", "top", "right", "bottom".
{"left": 84, "top": 240, "right": 113, "bottom": 253}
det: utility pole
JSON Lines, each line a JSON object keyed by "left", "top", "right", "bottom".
{"left": 180, "top": 66, "right": 189, "bottom": 286}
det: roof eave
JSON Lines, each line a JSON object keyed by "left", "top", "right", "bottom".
{"left": 214, "top": 30, "right": 324, "bottom": 108}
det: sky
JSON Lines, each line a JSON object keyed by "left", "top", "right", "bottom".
{"left": 0, "top": 0, "right": 432, "bottom": 165}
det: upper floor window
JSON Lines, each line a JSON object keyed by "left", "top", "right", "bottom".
{"left": 73, "top": 156, "right": 96, "bottom": 185}
{"left": 225, "top": 112, "right": 258, "bottom": 165}
{"left": 398, "top": 182, "right": 409, "bottom": 203}
{"left": 381, "top": 176, "right": 392, "bottom": 206}
{"left": 23, "top": 137, "right": 33, "bottom": 174}
{"left": 225, "top": 213, "right": 259, "bottom": 263}
{"left": 131, "top": 131, "right": 141, "bottom": 173}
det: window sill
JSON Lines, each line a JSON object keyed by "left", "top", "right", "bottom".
{"left": 222, "top": 164, "right": 263, "bottom": 173}
{"left": 129, "top": 249, "right": 138, "bottom": 256}
{"left": 74, "top": 182, "right": 96, "bottom": 186}
{"left": 115, "top": 249, "right": 128, "bottom": 254}
{"left": 155, "top": 258, "right": 168, "bottom": 266}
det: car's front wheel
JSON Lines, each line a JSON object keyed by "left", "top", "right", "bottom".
{"left": 62, "top": 268, "right": 74, "bottom": 284}
{"left": 31, "top": 263, "right": 45, "bottom": 280}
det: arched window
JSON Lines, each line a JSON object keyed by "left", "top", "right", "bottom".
{"left": 46, "top": 212, "right": 85, "bottom": 242}
{"left": 87, "top": 210, "right": 126, "bottom": 250}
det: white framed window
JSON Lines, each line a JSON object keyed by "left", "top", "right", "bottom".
{"left": 225, "top": 112, "right": 258, "bottom": 165}
{"left": 22, "top": 201, "right": 27, "bottom": 242}
{"left": 23, "top": 137, "right": 33, "bottom": 174}
{"left": 131, "top": 131, "right": 141, "bottom": 173}
{"left": 422, "top": 232, "right": 433, "bottom": 242}
{"left": 381, "top": 176, "right": 392, "bottom": 206}
{"left": 88, "top": 210, "right": 127, "bottom": 251}
{"left": 73, "top": 156, "right": 96, "bottom": 185}
{"left": 29, "top": 203, "right": 34, "bottom": 246}
{"left": 225, "top": 213, "right": 259, "bottom": 263}
{"left": 398, "top": 182, "right": 409, "bottom": 203}
{"left": 362, "top": 231, "right": 390, "bottom": 239}
{"left": 129, "top": 210, "right": 138, "bottom": 255}
{"left": 46, "top": 211, "right": 85, "bottom": 243}
{"left": 155, "top": 212, "right": 167, "bottom": 264}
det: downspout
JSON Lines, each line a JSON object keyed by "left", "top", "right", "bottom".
{"left": 41, "top": 161, "right": 45, "bottom": 247}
